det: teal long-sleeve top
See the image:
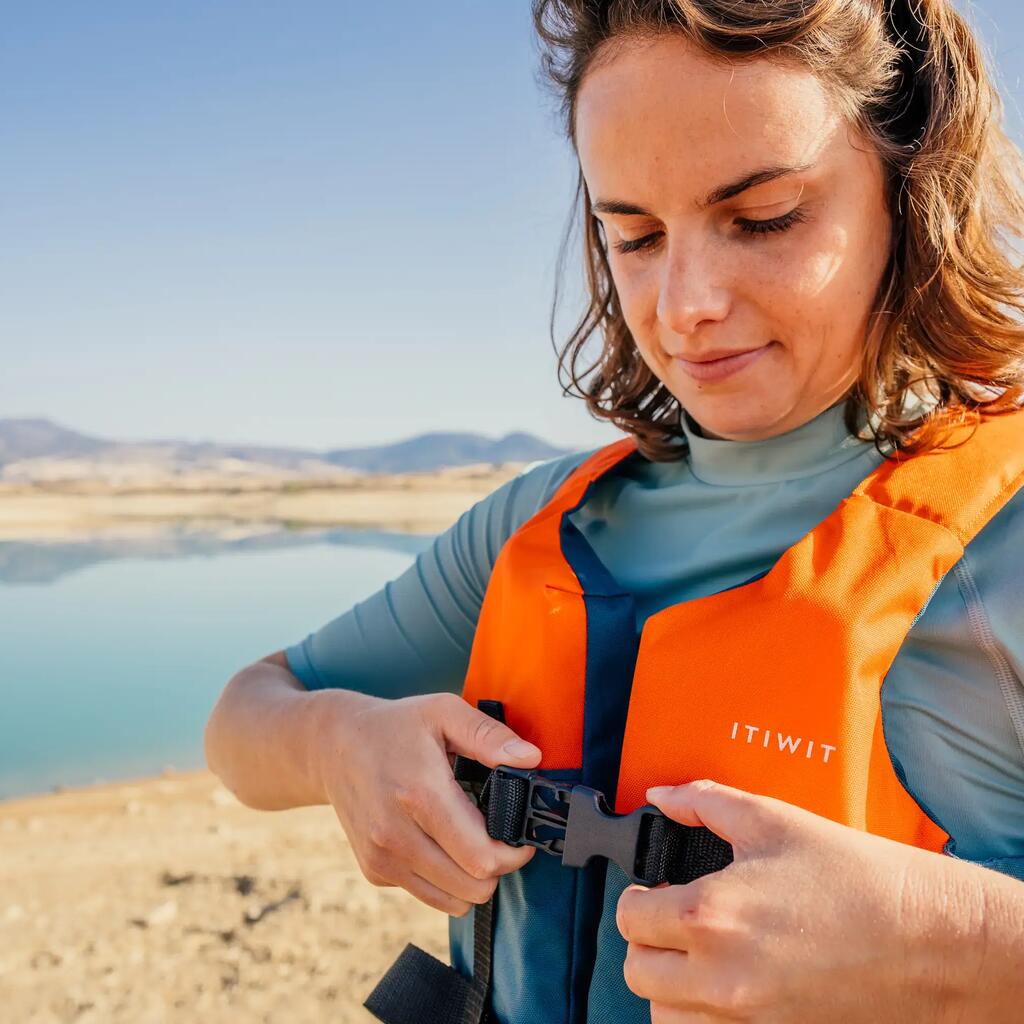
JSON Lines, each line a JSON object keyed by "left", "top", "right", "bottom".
{"left": 285, "top": 400, "right": 1024, "bottom": 881}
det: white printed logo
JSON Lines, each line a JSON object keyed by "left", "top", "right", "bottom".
{"left": 730, "top": 721, "right": 837, "bottom": 764}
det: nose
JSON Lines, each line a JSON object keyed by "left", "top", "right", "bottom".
{"left": 655, "top": 237, "right": 731, "bottom": 336}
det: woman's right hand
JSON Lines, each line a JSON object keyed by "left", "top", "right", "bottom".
{"left": 312, "top": 689, "right": 543, "bottom": 917}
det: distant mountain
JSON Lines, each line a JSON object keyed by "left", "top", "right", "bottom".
{"left": 324, "top": 431, "right": 568, "bottom": 473}
{"left": 0, "top": 418, "right": 107, "bottom": 462}
{"left": 0, "top": 418, "right": 574, "bottom": 477}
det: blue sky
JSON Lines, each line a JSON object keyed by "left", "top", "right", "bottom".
{"left": 3, "top": 1, "right": 1021, "bottom": 449}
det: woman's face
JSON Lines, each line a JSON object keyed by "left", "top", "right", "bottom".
{"left": 575, "top": 34, "right": 893, "bottom": 441}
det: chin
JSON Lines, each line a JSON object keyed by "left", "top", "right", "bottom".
{"left": 683, "top": 398, "right": 794, "bottom": 442}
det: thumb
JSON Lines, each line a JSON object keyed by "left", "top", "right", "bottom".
{"left": 440, "top": 697, "right": 542, "bottom": 769}
{"left": 645, "top": 778, "right": 797, "bottom": 853}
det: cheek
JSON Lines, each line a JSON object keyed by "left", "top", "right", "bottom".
{"left": 612, "top": 264, "right": 657, "bottom": 332}
{"left": 758, "top": 224, "right": 848, "bottom": 318}
{"left": 757, "top": 222, "right": 879, "bottom": 362}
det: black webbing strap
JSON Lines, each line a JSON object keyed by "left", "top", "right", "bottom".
{"left": 363, "top": 942, "right": 483, "bottom": 1024}
{"left": 364, "top": 700, "right": 734, "bottom": 1022}
{"left": 482, "top": 764, "right": 733, "bottom": 886}
{"left": 638, "top": 806, "right": 733, "bottom": 885}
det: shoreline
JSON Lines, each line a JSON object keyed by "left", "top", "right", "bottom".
{"left": 0, "top": 463, "right": 525, "bottom": 540}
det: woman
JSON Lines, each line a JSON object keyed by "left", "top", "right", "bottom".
{"left": 204, "top": 1, "right": 1024, "bottom": 1021}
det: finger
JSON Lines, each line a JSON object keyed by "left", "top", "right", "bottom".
{"left": 398, "top": 868, "right": 475, "bottom": 917}
{"left": 435, "top": 694, "right": 542, "bottom": 769}
{"left": 396, "top": 819, "right": 504, "bottom": 906}
{"left": 627, "top": 944, "right": 754, "bottom": 1020}
{"left": 650, "top": 1005, "right": 720, "bottom": 1023}
{"left": 617, "top": 879, "right": 725, "bottom": 952}
{"left": 623, "top": 943, "right": 690, "bottom": 1005}
{"left": 646, "top": 779, "right": 793, "bottom": 853}
{"left": 407, "top": 769, "right": 538, "bottom": 879}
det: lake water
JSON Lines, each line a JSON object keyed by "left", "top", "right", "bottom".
{"left": 0, "top": 527, "right": 434, "bottom": 801}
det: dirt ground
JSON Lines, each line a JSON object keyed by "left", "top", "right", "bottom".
{"left": 0, "top": 769, "right": 449, "bottom": 1023}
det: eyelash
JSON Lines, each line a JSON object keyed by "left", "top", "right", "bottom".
{"left": 611, "top": 207, "right": 809, "bottom": 256}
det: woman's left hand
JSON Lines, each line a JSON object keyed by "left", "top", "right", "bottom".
{"left": 616, "top": 779, "right": 985, "bottom": 1023}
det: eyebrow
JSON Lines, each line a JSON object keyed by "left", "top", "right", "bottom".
{"left": 591, "top": 163, "right": 813, "bottom": 217}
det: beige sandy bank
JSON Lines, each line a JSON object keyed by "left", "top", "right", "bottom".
{"left": 0, "top": 769, "right": 449, "bottom": 1023}
{"left": 0, "top": 464, "right": 524, "bottom": 541}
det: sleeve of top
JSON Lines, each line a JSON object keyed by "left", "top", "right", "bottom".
{"left": 929, "top": 479, "right": 1024, "bottom": 880}
{"left": 283, "top": 447, "right": 597, "bottom": 699}
{"left": 949, "top": 484, "right": 1024, "bottom": 880}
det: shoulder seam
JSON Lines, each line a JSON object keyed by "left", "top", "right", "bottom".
{"left": 954, "top": 556, "right": 1024, "bottom": 760}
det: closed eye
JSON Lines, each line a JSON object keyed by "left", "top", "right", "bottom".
{"left": 611, "top": 206, "right": 809, "bottom": 256}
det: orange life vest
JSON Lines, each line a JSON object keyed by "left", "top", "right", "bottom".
{"left": 368, "top": 408, "right": 1024, "bottom": 1024}
{"left": 462, "top": 409, "right": 1024, "bottom": 849}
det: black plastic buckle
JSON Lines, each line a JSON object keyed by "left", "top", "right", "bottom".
{"left": 490, "top": 766, "right": 667, "bottom": 886}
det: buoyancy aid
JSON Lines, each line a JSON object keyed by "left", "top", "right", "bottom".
{"left": 371, "top": 408, "right": 1024, "bottom": 1024}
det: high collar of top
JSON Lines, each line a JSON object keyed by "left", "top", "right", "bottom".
{"left": 676, "top": 400, "right": 876, "bottom": 487}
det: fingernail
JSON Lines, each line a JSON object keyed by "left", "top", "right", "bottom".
{"left": 646, "top": 786, "right": 673, "bottom": 800}
{"left": 503, "top": 739, "right": 538, "bottom": 759}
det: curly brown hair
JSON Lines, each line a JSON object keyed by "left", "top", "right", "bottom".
{"left": 533, "top": 0, "right": 1024, "bottom": 460}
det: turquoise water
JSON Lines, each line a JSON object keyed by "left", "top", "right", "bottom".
{"left": 0, "top": 528, "right": 432, "bottom": 801}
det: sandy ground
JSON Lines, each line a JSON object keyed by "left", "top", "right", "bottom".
{"left": 0, "top": 464, "right": 523, "bottom": 540}
{"left": 0, "top": 769, "right": 450, "bottom": 1023}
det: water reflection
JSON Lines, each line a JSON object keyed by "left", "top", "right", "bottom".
{"left": 0, "top": 525, "right": 434, "bottom": 585}
{"left": 0, "top": 527, "right": 433, "bottom": 799}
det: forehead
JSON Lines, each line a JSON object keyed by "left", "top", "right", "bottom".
{"left": 575, "top": 34, "right": 842, "bottom": 205}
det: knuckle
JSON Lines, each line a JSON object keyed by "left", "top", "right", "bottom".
{"left": 413, "top": 692, "right": 454, "bottom": 727}
{"left": 621, "top": 945, "right": 644, "bottom": 995}
{"left": 465, "top": 854, "right": 499, "bottom": 881}
{"left": 393, "top": 785, "right": 423, "bottom": 816}
{"left": 471, "top": 877, "right": 498, "bottom": 903}
{"left": 675, "top": 883, "right": 721, "bottom": 932}
{"left": 367, "top": 820, "right": 399, "bottom": 853}
{"left": 616, "top": 891, "right": 637, "bottom": 938}
{"left": 430, "top": 691, "right": 461, "bottom": 715}
{"left": 705, "top": 972, "right": 763, "bottom": 1016}
{"left": 471, "top": 715, "right": 499, "bottom": 750}
{"left": 359, "top": 855, "right": 389, "bottom": 887}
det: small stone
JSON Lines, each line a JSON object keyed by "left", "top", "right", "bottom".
{"left": 143, "top": 899, "right": 178, "bottom": 927}
{"left": 160, "top": 871, "right": 196, "bottom": 887}
{"left": 233, "top": 875, "right": 256, "bottom": 896}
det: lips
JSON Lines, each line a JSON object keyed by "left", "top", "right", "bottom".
{"left": 671, "top": 345, "right": 765, "bottom": 363}
{"left": 672, "top": 342, "right": 773, "bottom": 383}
